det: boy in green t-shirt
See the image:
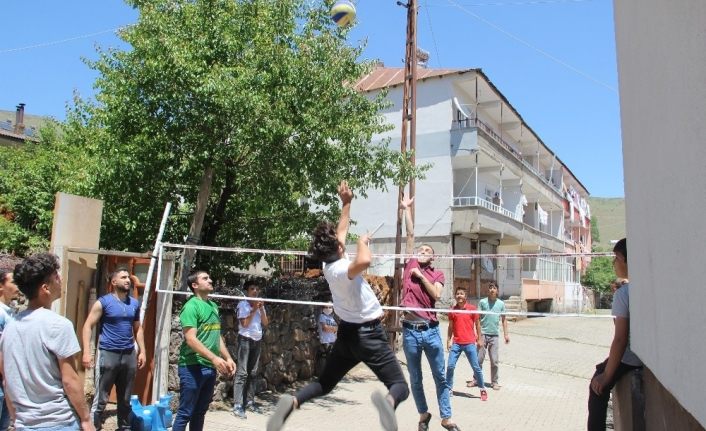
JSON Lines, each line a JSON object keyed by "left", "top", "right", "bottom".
{"left": 468, "top": 281, "right": 509, "bottom": 390}
{"left": 172, "top": 271, "right": 236, "bottom": 431}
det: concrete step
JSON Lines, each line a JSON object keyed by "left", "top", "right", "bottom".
{"left": 504, "top": 295, "right": 525, "bottom": 321}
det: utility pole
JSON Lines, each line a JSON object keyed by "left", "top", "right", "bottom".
{"left": 391, "top": 0, "right": 418, "bottom": 350}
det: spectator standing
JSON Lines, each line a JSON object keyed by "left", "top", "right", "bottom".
{"left": 82, "top": 268, "right": 146, "bottom": 430}
{"left": 446, "top": 287, "right": 487, "bottom": 401}
{"left": 0, "top": 270, "right": 19, "bottom": 430}
{"left": 469, "top": 281, "right": 509, "bottom": 390}
{"left": 173, "top": 271, "right": 236, "bottom": 431}
{"left": 0, "top": 253, "right": 94, "bottom": 430}
{"left": 232, "top": 280, "right": 269, "bottom": 419}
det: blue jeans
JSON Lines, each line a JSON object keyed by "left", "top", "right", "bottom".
{"left": 402, "top": 325, "right": 451, "bottom": 419}
{"left": 172, "top": 365, "right": 217, "bottom": 431}
{"left": 446, "top": 343, "right": 485, "bottom": 391}
{"left": 0, "top": 377, "right": 11, "bottom": 431}
{"left": 21, "top": 420, "right": 79, "bottom": 430}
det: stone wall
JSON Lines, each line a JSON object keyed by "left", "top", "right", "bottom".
{"left": 167, "top": 272, "right": 393, "bottom": 402}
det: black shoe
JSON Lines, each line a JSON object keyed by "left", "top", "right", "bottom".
{"left": 418, "top": 412, "right": 432, "bottom": 431}
{"left": 246, "top": 400, "right": 259, "bottom": 412}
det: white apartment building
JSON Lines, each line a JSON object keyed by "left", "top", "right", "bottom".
{"left": 348, "top": 67, "right": 592, "bottom": 311}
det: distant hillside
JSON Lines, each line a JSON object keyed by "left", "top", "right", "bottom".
{"left": 589, "top": 197, "right": 625, "bottom": 251}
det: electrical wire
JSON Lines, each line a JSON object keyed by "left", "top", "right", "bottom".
{"left": 421, "top": 0, "right": 443, "bottom": 68}
{"left": 0, "top": 26, "right": 130, "bottom": 55}
{"left": 444, "top": 0, "right": 616, "bottom": 93}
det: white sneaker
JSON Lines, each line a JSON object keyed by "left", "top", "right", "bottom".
{"left": 267, "top": 395, "right": 295, "bottom": 431}
{"left": 371, "top": 390, "right": 397, "bottom": 431}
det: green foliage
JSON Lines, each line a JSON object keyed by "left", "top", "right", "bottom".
{"left": 591, "top": 215, "right": 600, "bottom": 244}
{"left": 66, "top": 0, "right": 421, "bottom": 275}
{"left": 582, "top": 256, "right": 614, "bottom": 294}
{"left": 0, "top": 216, "right": 30, "bottom": 255}
{"left": 0, "top": 122, "right": 96, "bottom": 255}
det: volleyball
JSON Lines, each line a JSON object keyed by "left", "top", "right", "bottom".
{"left": 330, "top": 1, "right": 356, "bottom": 28}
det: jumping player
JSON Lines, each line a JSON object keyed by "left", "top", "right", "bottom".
{"left": 267, "top": 180, "right": 409, "bottom": 431}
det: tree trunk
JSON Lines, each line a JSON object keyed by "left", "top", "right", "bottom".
{"left": 179, "top": 164, "right": 214, "bottom": 290}
{"left": 202, "top": 170, "right": 235, "bottom": 247}
{"left": 196, "top": 170, "right": 236, "bottom": 270}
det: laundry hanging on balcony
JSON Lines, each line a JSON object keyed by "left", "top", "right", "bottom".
{"left": 515, "top": 194, "right": 528, "bottom": 219}
{"left": 537, "top": 203, "right": 549, "bottom": 226}
{"left": 482, "top": 257, "right": 495, "bottom": 275}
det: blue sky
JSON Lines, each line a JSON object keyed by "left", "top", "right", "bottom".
{"left": 0, "top": 0, "right": 623, "bottom": 197}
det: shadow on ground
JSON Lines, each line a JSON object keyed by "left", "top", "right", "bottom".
{"left": 208, "top": 372, "right": 378, "bottom": 417}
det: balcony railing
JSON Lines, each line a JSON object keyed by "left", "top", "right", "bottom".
{"left": 279, "top": 255, "right": 305, "bottom": 274}
{"left": 452, "top": 195, "right": 523, "bottom": 222}
{"left": 453, "top": 196, "right": 572, "bottom": 243}
{"left": 454, "top": 118, "right": 562, "bottom": 195}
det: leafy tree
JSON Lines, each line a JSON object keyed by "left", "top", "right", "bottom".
{"left": 71, "top": 0, "right": 422, "bottom": 276}
{"left": 591, "top": 215, "right": 600, "bottom": 244}
{"left": 0, "top": 122, "right": 96, "bottom": 255}
{"left": 582, "top": 256, "right": 614, "bottom": 295}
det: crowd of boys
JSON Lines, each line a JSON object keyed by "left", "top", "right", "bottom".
{"left": 0, "top": 182, "right": 630, "bottom": 431}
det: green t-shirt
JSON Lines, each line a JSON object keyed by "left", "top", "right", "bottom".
{"left": 178, "top": 297, "right": 222, "bottom": 367}
{"left": 479, "top": 297, "right": 505, "bottom": 336}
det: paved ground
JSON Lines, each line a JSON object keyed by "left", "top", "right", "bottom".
{"left": 202, "top": 314, "right": 612, "bottom": 431}
{"left": 103, "top": 313, "right": 614, "bottom": 430}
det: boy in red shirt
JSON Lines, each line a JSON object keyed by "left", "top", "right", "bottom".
{"left": 446, "top": 287, "right": 488, "bottom": 401}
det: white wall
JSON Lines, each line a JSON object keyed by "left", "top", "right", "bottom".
{"left": 614, "top": 0, "right": 706, "bottom": 425}
{"left": 349, "top": 135, "right": 453, "bottom": 239}
{"left": 352, "top": 78, "right": 458, "bottom": 240}
{"left": 371, "top": 77, "right": 455, "bottom": 141}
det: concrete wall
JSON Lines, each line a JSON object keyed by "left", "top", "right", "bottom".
{"left": 614, "top": 0, "right": 706, "bottom": 427}
{"left": 613, "top": 368, "right": 705, "bottom": 431}
{"left": 49, "top": 193, "right": 103, "bottom": 318}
